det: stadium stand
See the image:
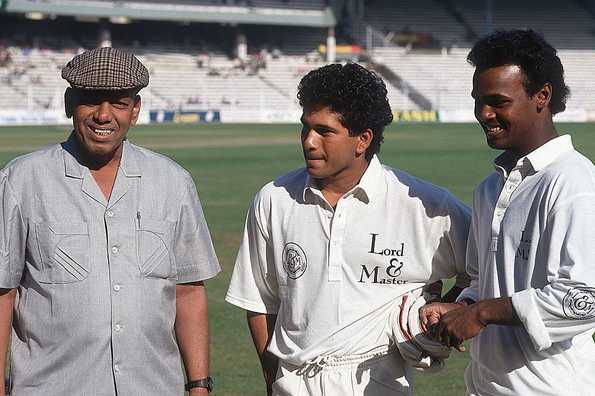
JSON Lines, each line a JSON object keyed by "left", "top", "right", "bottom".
{"left": 362, "top": 0, "right": 470, "bottom": 49}
{"left": 453, "top": 0, "right": 595, "bottom": 50}
{"left": 372, "top": 47, "right": 473, "bottom": 111}
{"left": 90, "top": 0, "right": 328, "bottom": 10}
{"left": 2, "top": 0, "right": 595, "bottom": 122}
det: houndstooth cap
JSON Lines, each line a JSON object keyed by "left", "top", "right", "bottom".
{"left": 62, "top": 47, "right": 149, "bottom": 91}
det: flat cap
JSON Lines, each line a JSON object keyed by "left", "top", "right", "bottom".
{"left": 62, "top": 47, "right": 149, "bottom": 90}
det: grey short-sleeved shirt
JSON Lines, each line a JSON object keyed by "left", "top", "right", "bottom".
{"left": 0, "top": 134, "right": 220, "bottom": 395}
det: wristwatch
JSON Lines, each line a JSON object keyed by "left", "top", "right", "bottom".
{"left": 185, "top": 377, "right": 213, "bottom": 393}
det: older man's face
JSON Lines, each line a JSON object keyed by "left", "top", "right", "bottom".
{"left": 72, "top": 89, "right": 141, "bottom": 165}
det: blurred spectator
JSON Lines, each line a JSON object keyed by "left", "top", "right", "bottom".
{"left": 0, "top": 47, "right": 11, "bottom": 67}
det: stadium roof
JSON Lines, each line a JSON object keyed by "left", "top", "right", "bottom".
{"left": 3, "top": 0, "right": 336, "bottom": 27}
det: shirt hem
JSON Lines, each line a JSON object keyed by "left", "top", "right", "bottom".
{"left": 176, "top": 266, "right": 221, "bottom": 284}
{"left": 225, "top": 293, "right": 278, "bottom": 314}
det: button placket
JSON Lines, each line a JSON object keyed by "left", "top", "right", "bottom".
{"left": 327, "top": 201, "right": 347, "bottom": 282}
{"left": 491, "top": 168, "right": 522, "bottom": 246}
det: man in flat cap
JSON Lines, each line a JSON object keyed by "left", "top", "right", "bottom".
{"left": 0, "top": 47, "right": 220, "bottom": 395}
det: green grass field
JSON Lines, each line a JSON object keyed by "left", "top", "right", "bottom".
{"left": 1, "top": 122, "right": 594, "bottom": 395}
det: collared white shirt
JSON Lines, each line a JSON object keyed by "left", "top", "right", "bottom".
{"left": 458, "top": 135, "right": 595, "bottom": 395}
{"left": 226, "top": 156, "right": 470, "bottom": 365}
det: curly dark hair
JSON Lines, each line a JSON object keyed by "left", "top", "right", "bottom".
{"left": 297, "top": 63, "right": 393, "bottom": 161}
{"left": 467, "top": 29, "right": 569, "bottom": 114}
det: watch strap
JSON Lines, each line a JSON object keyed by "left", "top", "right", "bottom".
{"left": 185, "top": 377, "right": 213, "bottom": 392}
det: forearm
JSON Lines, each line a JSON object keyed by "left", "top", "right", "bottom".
{"left": 247, "top": 311, "right": 278, "bottom": 391}
{"left": 0, "top": 289, "right": 15, "bottom": 395}
{"left": 175, "top": 282, "right": 210, "bottom": 383}
{"left": 475, "top": 297, "right": 521, "bottom": 327}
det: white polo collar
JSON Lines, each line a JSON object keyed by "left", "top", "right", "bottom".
{"left": 302, "top": 155, "right": 385, "bottom": 205}
{"left": 494, "top": 135, "right": 574, "bottom": 177}
{"left": 525, "top": 134, "right": 573, "bottom": 172}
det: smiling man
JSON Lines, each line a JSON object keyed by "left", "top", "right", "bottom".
{"left": 421, "top": 30, "right": 595, "bottom": 395}
{"left": 226, "top": 63, "right": 471, "bottom": 395}
{"left": 0, "top": 47, "right": 220, "bottom": 395}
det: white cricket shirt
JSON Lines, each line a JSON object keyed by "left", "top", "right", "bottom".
{"left": 226, "top": 156, "right": 470, "bottom": 365}
{"left": 458, "top": 135, "right": 595, "bottom": 395}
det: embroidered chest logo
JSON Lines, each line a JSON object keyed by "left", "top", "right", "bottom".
{"left": 563, "top": 287, "right": 595, "bottom": 319}
{"left": 282, "top": 242, "right": 308, "bottom": 279}
{"left": 358, "top": 233, "right": 408, "bottom": 285}
{"left": 516, "top": 229, "right": 531, "bottom": 261}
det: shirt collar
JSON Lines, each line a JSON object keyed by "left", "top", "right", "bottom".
{"left": 525, "top": 134, "right": 573, "bottom": 172}
{"left": 302, "top": 155, "right": 385, "bottom": 204}
{"left": 493, "top": 135, "right": 573, "bottom": 176}
{"left": 62, "top": 132, "right": 142, "bottom": 179}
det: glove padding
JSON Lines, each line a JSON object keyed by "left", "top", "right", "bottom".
{"left": 392, "top": 291, "right": 450, "bottom": 372}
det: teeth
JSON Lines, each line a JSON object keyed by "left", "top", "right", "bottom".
{"left": 92, "top": 128, "right": 113, "bottom": 136}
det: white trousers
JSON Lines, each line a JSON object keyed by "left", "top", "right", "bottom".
{"left": 272, "top": 349, "right": 412, "bottom": 396}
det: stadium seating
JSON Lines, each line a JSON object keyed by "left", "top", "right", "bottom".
{"left": 453, "top": 0, "right": 595, "bottom": 50}
{"left": 2, "top": 1, "right": 595, "bottom": 119}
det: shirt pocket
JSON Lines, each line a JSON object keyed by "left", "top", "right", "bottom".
{"left": 35, "top": 222, "right": 90, "bottom": 284}
{"left": 135, "top": 218, "right": 177, "bottom": 279}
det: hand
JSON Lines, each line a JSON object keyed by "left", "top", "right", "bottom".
{"left": 261, "top": 351, "right": 278, "bottom": 396}
{"left": 431, "top": 304, "right": 486, "bottom": 351}
{"left": 424, "top": 280, "right": 443, "bottom": 303}
{"left": 419, "top": 302, "right": 461, "bottom": 333}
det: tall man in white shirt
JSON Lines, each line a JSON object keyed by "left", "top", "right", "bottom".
{"left": 226, "top": 63, "right": 471, "bottom": 395}
{"left": 421, "top": 30, "right": 595, "bottom": 395}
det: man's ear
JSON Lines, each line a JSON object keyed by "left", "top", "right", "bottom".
{"left": 356, "top": 128, "right": 373, "bottom": 156}
{"left": 535, "top": 83, "right": 552, "bottom": 112}
{"left": 64, "top": 88, "right": 76, "bottom": 118}
{"left": 130, "top": 95, "right": 142, "bottom": 127}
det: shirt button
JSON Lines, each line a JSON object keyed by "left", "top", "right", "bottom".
{"left": 114, "top": 364, "right": 120, "bottom": 373}
{"left": 113, "top": 284, "right": 121, "bottom": 292}
{"left": 106, "top": 210, "right": 114, "bottom": 218}
{"left": 111, "top": 246, "right": 119, "bottom": 254}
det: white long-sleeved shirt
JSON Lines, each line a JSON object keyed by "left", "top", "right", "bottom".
{"left": 226, "top": 156, "right": 470, "bottom": 366}
{"left": 458, "top": 135, "right": 595, "bottom": 395}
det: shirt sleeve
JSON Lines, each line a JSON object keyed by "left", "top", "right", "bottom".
{"left": 173, "top": 175, "right": 220, "bottom": 284}
{"left": 456, "top": 191, "right": 480, "bottom": 303}
{"left": 445, "top": 195, "right": 472, "bottom": 288}
{"left": 0, "top": 171, "right": 26, "bottom": 288}
{"left": 512, "top": 195, "right": 595, "bottom": 351}
{"left": 432, "top": 192, "right": 471, "bottom": 287}
{"left": 225, "top": 193, "right": 280, "bottom": 314}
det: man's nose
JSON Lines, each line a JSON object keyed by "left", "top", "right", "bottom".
{"left": 302, "top": 129, "right": 318, "bottom": 150}
{"left": 94, "top": 101, "right": 112, "bottom": 124}
{"left": 475, "top": 103, "right": 495, "bottom": 122}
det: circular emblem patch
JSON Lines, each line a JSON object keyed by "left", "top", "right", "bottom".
{"left": 563, "top": 287, "right": 595, "bottom": 319}
{"left": 282, "top": 242, "right": 308, "bottom": 279}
